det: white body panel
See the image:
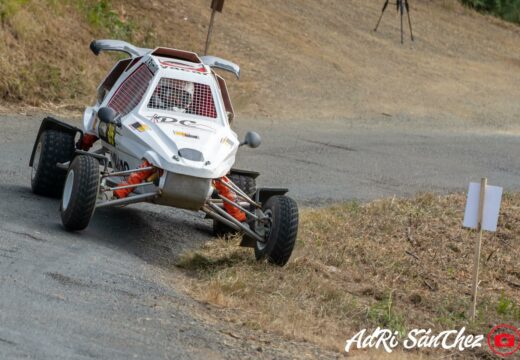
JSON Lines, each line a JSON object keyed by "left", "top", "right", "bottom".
{"left": 84, "top": 53, "right": 239, "bottom": 180}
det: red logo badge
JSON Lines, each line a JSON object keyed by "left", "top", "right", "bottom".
{"left": 488, "top": 324, "right": 520, "bottom": 357}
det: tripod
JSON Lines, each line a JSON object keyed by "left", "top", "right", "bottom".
{"left": 374, "top": 0, "right": 414, "bottom": 44}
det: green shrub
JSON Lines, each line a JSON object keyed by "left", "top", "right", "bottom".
{"left": 76, "top": 0, "right": 135, "bottom": 40}
{"left": 0, "top": 0, "right": 29, "bottom": 23}
{"left": 460, "top": 0, "right": 520, "bottom": 24}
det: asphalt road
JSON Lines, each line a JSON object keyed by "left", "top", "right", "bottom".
{"left": 0, "top": 114, "right": 519, "bottom": 359}
{"left": 236, "top": 116, "right": 520, "bottom": 203}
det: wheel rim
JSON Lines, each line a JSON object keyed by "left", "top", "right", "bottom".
{"left": 256, "top": 209, "right": 273, "bottom": 250}
{"left": 31, "top": 141, "right": 42, "bottom": 181}
{"left": 62, "top": 170, "right": 74, "bottom": 211}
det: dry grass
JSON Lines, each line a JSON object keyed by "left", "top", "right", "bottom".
{"left": 0, "top": 1, "right": 110, "bottom": 106}
{"left": 177, "top": 193, "right": 520, "bottom": 357}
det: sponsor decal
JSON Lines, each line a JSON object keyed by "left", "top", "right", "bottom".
{"left": 98, "top": 121, "right": 107, "bottom": 137}
{"left": 150, "top": 114, "right": 216, "bottom": 132}
{"left": 344, "top": 325, "right": 520, "bottom": 356}
{"left": 131, "top": 122, "right": 150, "bottom": 132}
{"left": 173, "top": 131, "right": 199, "bottom": 139}
{"left": 151, "top": 114, "right": 179, "bottom": 124}
{"left": 220, "top": 137, "right": 234, "bottom": 147}
{"left": 158, "top": 60, "right": 206, "bottom": 74}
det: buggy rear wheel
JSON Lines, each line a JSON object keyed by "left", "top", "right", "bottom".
{"left": 255, "top": 195, "right": 299, "bottom": 266}
{"left": 31, "top": 130, "right": 75, "bottom": 197}
{"left": 60, "top": 155, "right": 100, "bottom": 231}
{"left": 227, "top": 173, "right": 256, "bottom": 197}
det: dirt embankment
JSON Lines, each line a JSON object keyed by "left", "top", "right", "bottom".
{"left": 1, "top": 0, "right": 520, "bottom": 129}
{"left": 177, "top": 193, "right": 520, "bottom": 357}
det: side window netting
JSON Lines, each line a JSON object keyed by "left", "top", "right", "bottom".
{"left": 109, "top": 64, "right": 154, "bottom": 115}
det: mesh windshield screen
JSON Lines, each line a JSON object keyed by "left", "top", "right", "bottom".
{"left": 147, "top": 78, "right": 217, "bottom": 118}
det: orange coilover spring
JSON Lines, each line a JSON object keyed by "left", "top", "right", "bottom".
{"left": 214, "top": 177, "right": 246, "bottom": 222}
{"left": 113, "top": 161, "right": 158, "bottom": 199}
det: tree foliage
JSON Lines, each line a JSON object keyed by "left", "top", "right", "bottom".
{"left": 460, "top": 0, "right": 520, "bottom": 23}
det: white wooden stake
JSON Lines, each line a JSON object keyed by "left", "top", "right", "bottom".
{"left": 469, "top": 177, "right": 487, "bottom": 321}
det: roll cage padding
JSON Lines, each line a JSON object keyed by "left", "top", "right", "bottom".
{"left": 29, "top": 117, "right": 83, "bottom": 167}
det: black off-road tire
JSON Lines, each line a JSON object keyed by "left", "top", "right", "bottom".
{"left": 255, "top": 195, "right": 299, "bottom": 266}
{"left": 60, "top": 155, "right": 100, "bottom": 231}
{"left": 31, "top": 130, "right": 75, "bottom": 197}
{"left": 227, "top": 173, "right": 256, "bottom": 197}
{"left": 212, "top": 174, "right": 257, "bottom": 237}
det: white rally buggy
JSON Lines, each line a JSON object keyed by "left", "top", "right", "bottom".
{"left": 29, "top": 40, "right": 298, "bottom": 266}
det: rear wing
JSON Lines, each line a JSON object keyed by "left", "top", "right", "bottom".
{"left": 90, "top": 39, "right": 240, "bottom": 78}
{"left": 201, "top": 56, "right": 240, "bottom": 79}
{"left": 90, "top": 39, "right": 150, "bottom": 58}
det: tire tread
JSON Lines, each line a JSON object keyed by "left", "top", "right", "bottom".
{"left": 255, "top": 195, "right": 299, "bottom": 266}
{"left": 31, "top": 130, "right": 75, "bottom": 197}
{"left": 228, "top": 174, "right": 256, "bottom": 196}
{"left": 61, "top": 155, "right": 99, "bottom": 231}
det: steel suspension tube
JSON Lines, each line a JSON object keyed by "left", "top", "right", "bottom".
{"left": 218, "top": 177, "right": 261, "bottom": 208}
{"left": 101, "top": 167, "right": 155, "bottom": 178}
{"left": 217, "top": 195, "right": 259, "bottom": 220}
{"left": 205, "top": 202, "right": 264, "bottom": 243}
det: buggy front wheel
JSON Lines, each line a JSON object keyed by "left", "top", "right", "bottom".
{"left": 255, "top": 195, "right": 299, "bottom": 266}
{"left": 60, "top": 155, "right": 100, "bottom": 231}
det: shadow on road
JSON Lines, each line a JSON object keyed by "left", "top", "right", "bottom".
{"left": 0, "top": 183, "right": 214, "bottom": 269}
